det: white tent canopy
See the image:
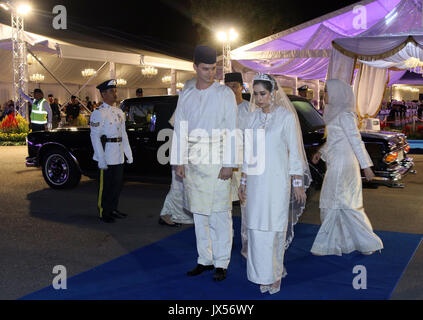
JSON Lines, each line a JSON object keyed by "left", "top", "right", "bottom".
{"left": 230, "top": 0, "right": 423, "bottom": 80}
{"left": 0, "top": 22, "right": 195, "bottom": 105}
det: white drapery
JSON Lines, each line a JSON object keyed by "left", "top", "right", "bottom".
{"left": 326, "top": 47, "right": 355, "bottom": 84}
{"left": 354, "top": 64, "right": 388, "bottom": 120}
{"left": 329, "top": 33, "right": 423, "bottom": 122}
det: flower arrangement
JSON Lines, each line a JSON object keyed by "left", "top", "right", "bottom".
{"left": 76, "top": 114, "right": 89, "bottom": 126}
{"left": 0, "top": 113, "right": 30, "bottom": 145}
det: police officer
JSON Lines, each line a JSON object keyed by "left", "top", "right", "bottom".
{"left": 90, "top": 79, "right": 133, "bottom": 223}
{"left": 19, "top": 88, "right": 53, "bottom": 131}
{"left": 298, "top": 85, "right": 308, "bottom": 99}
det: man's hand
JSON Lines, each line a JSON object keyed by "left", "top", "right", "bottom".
{"left": 175, "top": 165, "right": 185, "bottom": 179}
{"left": 311, "top": 152, "right": 321, "bottom": 164}
{"left": 363, "top": 167, "right": 375, "bottom": 181}
{"left": 218, "top": 167, "right": 233, "bottom": 180}
{"left": 98, "top": 160, "right": 108, "bottom": 170}
{"left": 46, "top": 123, "right": 52, "bottom": 131}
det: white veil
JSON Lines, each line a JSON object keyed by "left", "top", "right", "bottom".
{"left": 249, "top": 74, "right": 312, "bottom": 249}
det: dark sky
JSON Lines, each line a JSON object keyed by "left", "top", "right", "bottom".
{"left": 0, "top": 0, "right": 359, "bottom": 59}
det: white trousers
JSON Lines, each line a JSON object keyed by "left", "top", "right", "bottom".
{"left": 193, "top": 210, "right": 233, "bottom": 269}
{"left": 247, "top": 229, "right": 287, "bottom": 285}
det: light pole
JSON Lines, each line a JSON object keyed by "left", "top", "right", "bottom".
{"left": 1, "top": 1, "right": 32, "bottom": 119}
{"left": 217, "top": 28, "right": 238, "bottom": 77}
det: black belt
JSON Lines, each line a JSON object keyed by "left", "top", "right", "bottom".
{"left": 106, "top": 137, "right": 122, "bottom": 143}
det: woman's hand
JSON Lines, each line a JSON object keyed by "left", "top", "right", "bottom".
{"left": 363, "top": 167, "right": 375, "bottom": 181}
{"left": 293, "top": 186, "right": 307, "bottom": 204}
{"left": 238, "top": 184, "right": 247, "bottom": 205}
{"left": 311, "top": 152, "right": 321, "bottom": 164}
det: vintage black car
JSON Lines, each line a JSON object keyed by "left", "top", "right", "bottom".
{"left": 26, "top": 95, "right": 415, "bottom": 189}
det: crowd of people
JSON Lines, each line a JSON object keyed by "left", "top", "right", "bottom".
{"left": 88, "top": 45, "right": 384, "bottom": 296}
{"left": 0, "top": 90, "right": 109, "bottom": 130}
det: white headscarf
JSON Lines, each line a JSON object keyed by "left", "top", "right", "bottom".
{"left": 323, "top": 79, "right": 356, "bottom": 125}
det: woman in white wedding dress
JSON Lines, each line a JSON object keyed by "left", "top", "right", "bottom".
{"left": 310, "top": 79, "right": 383, "bottom": 256}
{"left": 239, "top": 74, "right": 311, "bottom": 294}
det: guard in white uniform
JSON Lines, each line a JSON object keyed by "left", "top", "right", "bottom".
{"left": 224, "top": 72, "right": 250, "bottom": 258}
{"left": 90, "top": 79, "right": 133, "bottom": 223}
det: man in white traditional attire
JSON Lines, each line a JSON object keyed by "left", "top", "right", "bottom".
{"left": 239, "top": 74, "right": 311, "bottom": 294}
{"left": 171, "top": 46, "right": 238, "bottom": 281}
{"left": 310, "top": 79, "right": 383, "bottom": 256}
{"left": 224, "top": 72, "right": 250, "bottom": 258}
{"left": 159, "top": 78, "right": 197, "bottom": 227}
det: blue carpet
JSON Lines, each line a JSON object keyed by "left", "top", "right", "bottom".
{"left": 21, "top": 218, "right": 422, "bottom": 300}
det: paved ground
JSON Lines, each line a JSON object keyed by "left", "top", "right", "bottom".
{"left": 0, "top": 146, "right": 422, "bottom": 300}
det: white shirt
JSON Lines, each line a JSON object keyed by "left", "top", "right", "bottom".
{"left": 171, "top": 81, "right": 238, "bottom": 167}
{"left": 89, "top": 103, "right": 132, "bottom": 165}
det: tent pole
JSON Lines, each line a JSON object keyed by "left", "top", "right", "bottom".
{"left": 72, "top": 61, "right": 108, "bottom": 99}
{"left": 170, "top": 69, "right": 176, "bottom": 95}
{"left": 26, "top": 47, "right": 74, "bottom": 98}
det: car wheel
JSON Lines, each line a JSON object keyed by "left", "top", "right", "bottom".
{"left": 42, "top": 149, "right": 81, "bottom": 189}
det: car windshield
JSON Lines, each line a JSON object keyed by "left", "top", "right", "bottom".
{"left": 291, "top": 100, "right": 325, "bottom": 130}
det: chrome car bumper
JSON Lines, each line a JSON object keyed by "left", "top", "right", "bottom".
{"left": 370, "top": 157, "right": 416, "bottom": 188}
{"left": 25, "top": 156, "right": 38, "bottom": 167}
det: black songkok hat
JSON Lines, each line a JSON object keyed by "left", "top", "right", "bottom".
{"left": 193, "top": 45, "right": 217, "bottom": 65}
{"left": 224, "top": 72, "right": 243, "bottom": 85}
{"left": 96, "top": 79, "right": 117, "bottom": 92}
{"left": 33, "top": 88, "right": 43, "bottom": 94}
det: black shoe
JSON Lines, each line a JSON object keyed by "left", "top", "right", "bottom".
{"left": 99, "top": 216, "right": 115, "bottom": 223}
{"left": 112, "top": 210, "right": 127, "bottom": 219}
{"left": 159, "top": 217, "right": 182, "bottom": 227}
{"left": 187, "top": 264, "right": 214, "bottom": 276}
{"left": 213, "top": 268, "right": 227, "bottom": 282}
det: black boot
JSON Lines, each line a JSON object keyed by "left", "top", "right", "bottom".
{"left": 213, "top": 268, "right": 227, "bottom": 281}
{"left": 112, "top": 210, "right": 127, "bottom": 219}
{"left": 187, "top": 264, "right": 214, "bottom": 276}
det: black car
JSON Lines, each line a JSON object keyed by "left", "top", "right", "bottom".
{"left": 26, "top": 95, "right": 415, "bottom": 189}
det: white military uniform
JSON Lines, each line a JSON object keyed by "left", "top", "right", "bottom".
{"left": 90, "top": 101, "right": 133, "bottom": 219}
{"left": 171, "top": 81, "right": 238, "bottom": 269}
{"left": 90, "top": 103, "right": 132, "bottom": 166}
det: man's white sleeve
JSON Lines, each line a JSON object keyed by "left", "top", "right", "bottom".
{"left": 89, "top": 110, "right": 106, "bottom": 163}
{"left": 19, "top": 91, "right": 32, "bottom": 103}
